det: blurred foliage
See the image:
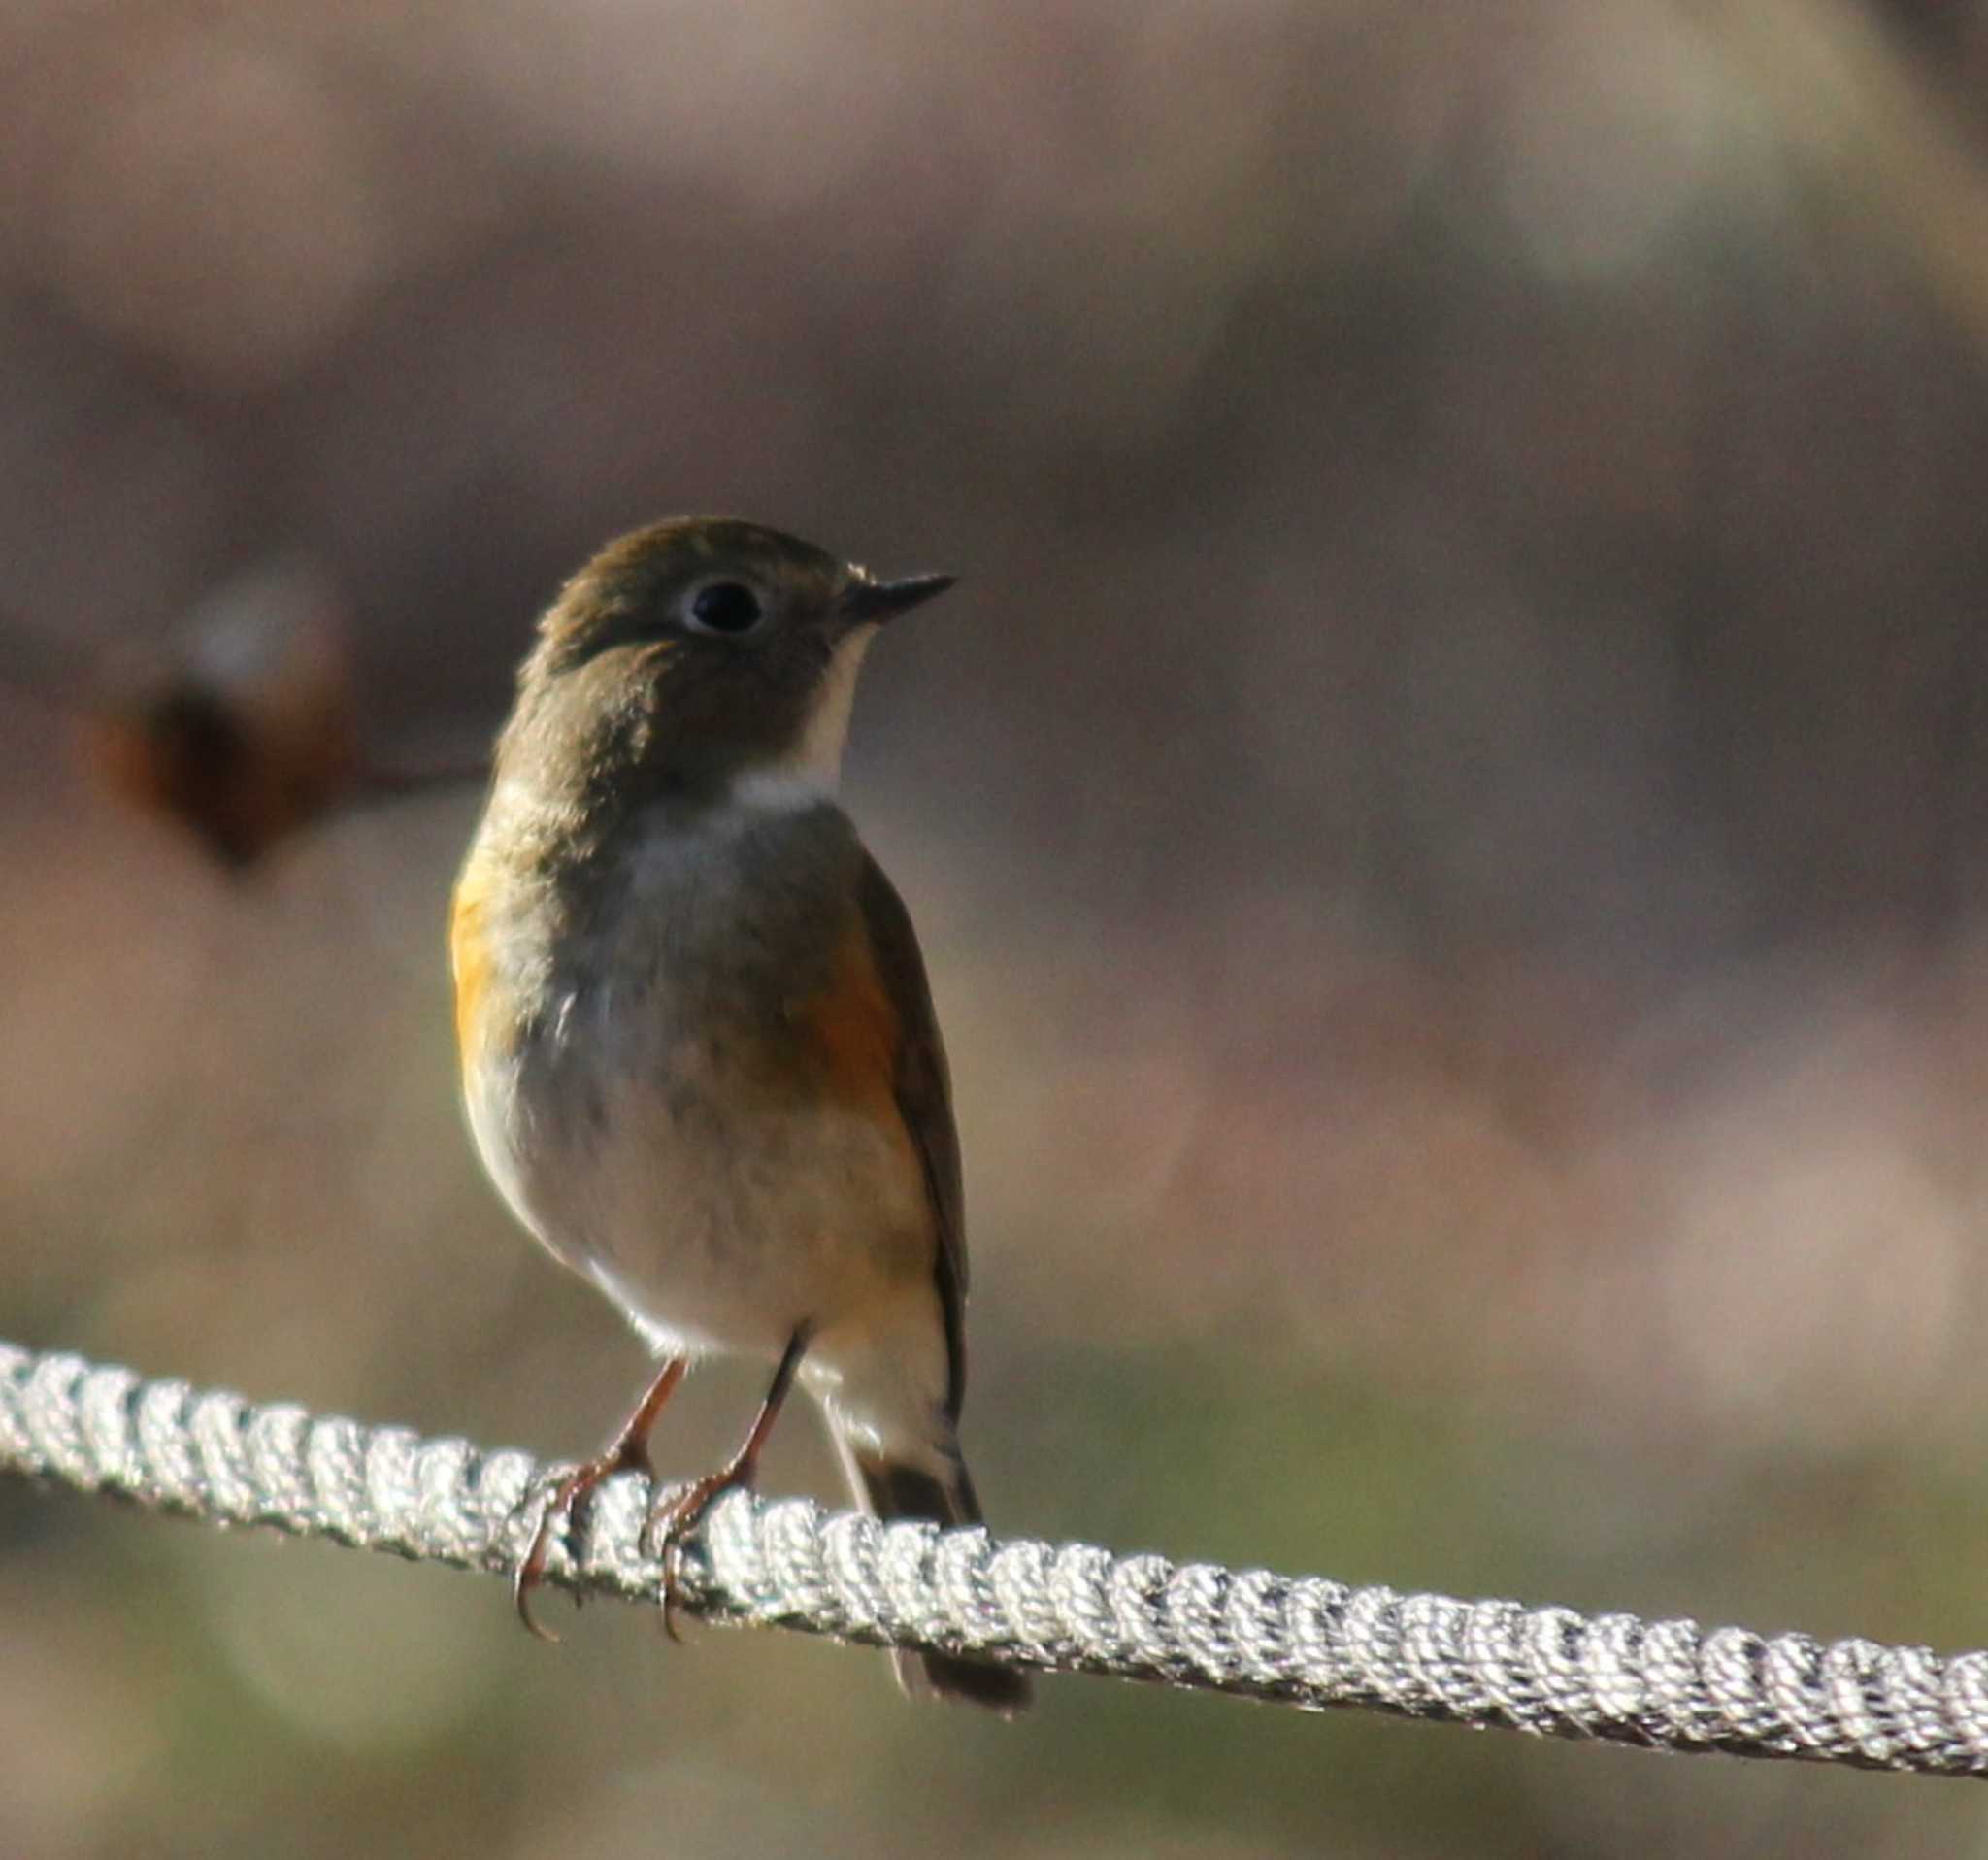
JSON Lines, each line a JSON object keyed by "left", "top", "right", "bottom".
{"left": 9, "top": 0, "right": 1988, "bottom": 1853}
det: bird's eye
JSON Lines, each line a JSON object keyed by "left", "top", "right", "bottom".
{"left": 687, "top": 581, "right": 765, "bottom": 636}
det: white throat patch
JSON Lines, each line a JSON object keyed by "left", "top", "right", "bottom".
{"left": 731, "top": 624, "right": 877, "bottom": 811}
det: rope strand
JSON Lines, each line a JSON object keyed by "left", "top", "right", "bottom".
{"left": 3, "top": 1339, "right": 1983, "bottom": 1776}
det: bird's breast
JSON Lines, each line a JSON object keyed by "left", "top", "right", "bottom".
{"left": 451, "top": 796, "right": 928, "bottom": 1349}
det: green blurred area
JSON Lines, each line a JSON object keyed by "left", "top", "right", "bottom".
{"left": 10, "top": 0, "right": 1988, "bottom": 1852}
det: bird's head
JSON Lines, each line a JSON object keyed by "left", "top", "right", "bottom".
{"left": 495, "top": 516, "right": 951, "bottom": 814}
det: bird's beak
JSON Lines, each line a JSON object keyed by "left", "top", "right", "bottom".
{"left": 843, "top": 572, "right": 956, "bottom": 624}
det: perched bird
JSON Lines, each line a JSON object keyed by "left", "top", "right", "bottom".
{"left": 451, "top": 516, "right": 1030, "bottom": 1713}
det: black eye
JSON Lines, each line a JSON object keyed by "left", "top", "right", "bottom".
{"left": 688, "top": 581, "right": 764, "bottom": 635}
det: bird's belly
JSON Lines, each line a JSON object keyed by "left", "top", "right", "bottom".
{"left": 467, "top": 1004, "right": 928, "bottom": 1360}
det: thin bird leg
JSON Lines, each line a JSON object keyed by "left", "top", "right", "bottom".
{"left": 514, "top": 1355, "right": 687, "bottom": 1642}
{"left": 648, "top": 1328, "right": 811, "bottom": 1641}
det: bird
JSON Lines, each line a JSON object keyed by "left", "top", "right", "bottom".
{"left": 450, "top": 515, "right": 1031, "bottom": 1713}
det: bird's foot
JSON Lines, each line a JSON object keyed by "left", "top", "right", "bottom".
{"left": 642, "top": 1458, "right": 759, "bottom": 1644}
{"left": 513, "top": 1434, "right": 654, "bottom": 1643}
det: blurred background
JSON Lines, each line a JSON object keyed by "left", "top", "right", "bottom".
{"left": 7, "top": 0, "right": 1988, "bottom": 1851}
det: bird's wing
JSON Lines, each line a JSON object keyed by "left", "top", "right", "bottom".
{"left": 856, "top": 850, "right": 970, "bottom": 1419}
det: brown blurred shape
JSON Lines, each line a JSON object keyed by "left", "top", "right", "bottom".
{"left": 2, "top": 561, "right": 486, "bottom": 869}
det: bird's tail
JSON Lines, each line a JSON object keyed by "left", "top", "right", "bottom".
{"left": 837, "top": 1441, "right": 1034, "bottom": 1715}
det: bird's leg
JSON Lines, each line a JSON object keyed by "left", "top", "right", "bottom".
{"left": 647, "top": 1328, "right": 811, "bottom": 1641}
{"left": 514, "top": 1355, "right": 687, "bottom": 1642}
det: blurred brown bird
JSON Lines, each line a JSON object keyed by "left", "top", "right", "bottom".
{"left": 0, "top": 562, "right": 484, "bottom": 868}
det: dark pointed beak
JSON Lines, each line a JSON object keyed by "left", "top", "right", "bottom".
{"left": 844, "top": 572, "right": 956, "bottom": 624}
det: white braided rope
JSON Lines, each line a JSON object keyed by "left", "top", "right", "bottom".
{"left": 3, "top": 1339, "right": 1985, "bottom": 1776}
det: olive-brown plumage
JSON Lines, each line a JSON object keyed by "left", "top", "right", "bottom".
{"left": 452, "top": 516, "right": 1028, "bottom": 1712}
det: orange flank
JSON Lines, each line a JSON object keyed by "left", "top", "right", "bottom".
{"left": 794, "top": 915, "right": 907, "bottom": 1126}
{"left": 449, "top": 863, "right": 495, "bottom": 1059}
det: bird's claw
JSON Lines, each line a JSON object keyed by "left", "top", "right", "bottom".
{"left": 642, "top": 1465, "right": 754, "bottom": 1644}
{"left": 512, "top": 1440, "right": 655, "bottom": 1643}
